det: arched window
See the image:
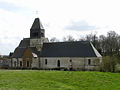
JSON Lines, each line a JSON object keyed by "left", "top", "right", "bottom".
{"left": 45, "top": 59, "right": 47, "bottom": 65}
{"left": 14, "top": 61, "right": 16, "bottom": 67}
{"left": 70, "top": 59, "right": 72, "bottom": 62}
{"left": 20, "top": 61, "right": 22, "bottom": 67}
{"left": 57, "top": 60, "right": 60, "bottom": 67}
{"left": 88, "top": 59, "right": 91, "bottom": 65}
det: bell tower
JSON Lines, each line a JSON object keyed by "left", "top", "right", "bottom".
{"left": 30, "top": 18, "right": 49, "bottom": 51}
{"left": 30, "top": 18, "right": 45, "bottom": 38}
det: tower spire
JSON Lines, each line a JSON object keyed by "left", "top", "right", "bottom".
{"left": 30, "top": 18, "right": 45, "bottom": 38}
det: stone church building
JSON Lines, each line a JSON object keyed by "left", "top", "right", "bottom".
{"left": 11, "top": 18, "right": 102, "bottom": 70}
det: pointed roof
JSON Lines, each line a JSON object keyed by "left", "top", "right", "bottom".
{"left": 30, "top": 18, "right": 44, "bottom": 30}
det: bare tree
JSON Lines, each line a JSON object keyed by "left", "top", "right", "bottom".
{"left": 85, "top": 33, "right": 101, "bottom": 53}
{"left": 99, "top": 35, "right": 106, "bottom": 55}
{"left": 50, "top": 37, "right": 59, "bottom": 42}
{"left": 63, "top": 35, "right": 75, "bottom": 42}
{"left": 106, "top": 31, "right": 119, "bottom": 56}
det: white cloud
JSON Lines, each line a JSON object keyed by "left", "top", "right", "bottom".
{"left": 0, "top": 0, "right": 120, "bottom": 54}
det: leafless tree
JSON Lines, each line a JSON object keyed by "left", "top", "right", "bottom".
{"left": 62, "top": 35, "right": 75, "bottom": 42}
{"left": 50, "top": 37, "right": 59, "bottom": 42}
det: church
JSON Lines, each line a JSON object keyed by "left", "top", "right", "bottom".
{"left": 11, "top": 18, "right": 102, "bottom": 70}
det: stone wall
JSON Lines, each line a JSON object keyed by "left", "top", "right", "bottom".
{"left": 12, "top": 58, "right": 22, "bottom": 68}
{"left": 11, "top": 57, "right": 102, "bottom": 70}
{"left": 30, "top": 37, "right": 49, "bottom": 51}
{"left": 32, "top": 58, "right": 39, "bottom": 68}
{"left": 40, "top": 57, "right": 102, "bottom": 70}
{"left": 0, "top": 59, "right": 10, "bottom": 68}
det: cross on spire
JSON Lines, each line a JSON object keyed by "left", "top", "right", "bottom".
{"left": 35, "top": 10, "right": 39, "bottom": 18}
{"left": 36, "top": 10, "right": 38, "bottom": 15}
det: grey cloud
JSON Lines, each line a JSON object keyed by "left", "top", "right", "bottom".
{"left": 65, "top": 20, "right": 98, "bottom": 31}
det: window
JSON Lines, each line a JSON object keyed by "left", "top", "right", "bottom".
{"left": 88, "top": 59, "right": 91, "bottom": 65}
{"left": 20, "top": 61, "right": 22, "bottom": 67}
{"left": 70, "top": 60, "right": 72, "bottom": 62}
{"left": 69, "top": 59, "right": 72, "bottom": 70}
{"left": 45, "top": 59, "right": 47, "bottom": 65}
{"left": 57, "top": 60, "right": 60, "bottom": 67}
{"left": 14, "top": 61, "right": 16, "bottom": 67}
{"left": 26, "top": 61, "right": 30, "bottom": 67}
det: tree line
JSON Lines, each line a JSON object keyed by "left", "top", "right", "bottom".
{"left": 50, "top": 31, "right": 120, "bottom": 57}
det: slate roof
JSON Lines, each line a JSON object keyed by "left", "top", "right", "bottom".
{"left": 12, "top": 38, "right": 30, "bottom": 58}
{"left": 12, "top": 40, "right": 101, "bottom": 58}
{"left": 12, "top": 47, "right": 26, "bottom": 58}
{"left": 19, "top": 38, "right": 30, "bottom": 47}
{"left": 40, "top": 41, "right": 101, "bottom": 57}
{"left": 12, "top": 47, "right": 40, "bottom": 58}
{"left": 30, "top": 18, "right": 44, "bottom": 30}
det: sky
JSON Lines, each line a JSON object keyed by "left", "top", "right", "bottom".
{"left": 0, "top": 0, "right": 120, "bottom": 55}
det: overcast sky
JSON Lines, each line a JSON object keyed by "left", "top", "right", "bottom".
{"left": 0, "top": 0, "right": 120, "bottom": 55}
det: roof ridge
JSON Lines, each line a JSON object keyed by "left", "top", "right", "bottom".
{"left": 44, "top": 41, "right": 89, "bottom": 44}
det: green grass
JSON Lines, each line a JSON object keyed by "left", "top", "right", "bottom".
{"left": 0, "top": 70, "right": 120, "bottom": 90}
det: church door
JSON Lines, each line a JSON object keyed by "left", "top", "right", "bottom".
{"left": 26, "top": 61, "right": 30, "bottom": 68}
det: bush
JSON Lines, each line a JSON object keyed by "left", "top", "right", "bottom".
{"left": 99, "top": 56, "right": 118, "bottom": 72}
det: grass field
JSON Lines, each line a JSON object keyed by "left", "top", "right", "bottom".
{"left": 0, "top": 70, "right": 120, "bottom": 90}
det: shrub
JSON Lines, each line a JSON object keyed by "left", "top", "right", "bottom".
{"left": 99, "top": 56, "right": 118, "bottom": 72}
